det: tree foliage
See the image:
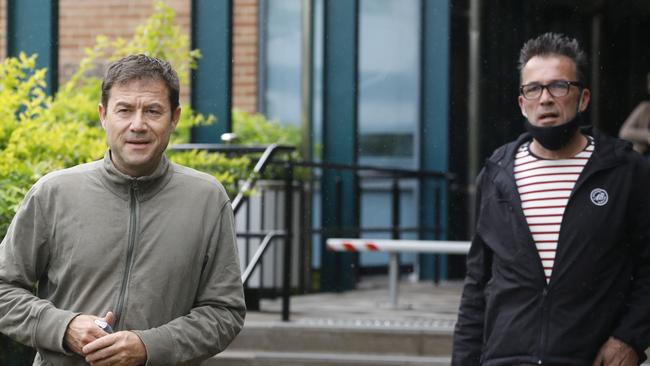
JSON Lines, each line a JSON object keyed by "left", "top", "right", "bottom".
{"left": 0, "top": 0, "right": 247, "bottom": 238}
{"left": 0, "top": 2, "right": 303, "bottom": 362}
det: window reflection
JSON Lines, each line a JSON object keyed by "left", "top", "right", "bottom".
{"left": 358, "top": 0, "right": 420, "bottom": 169}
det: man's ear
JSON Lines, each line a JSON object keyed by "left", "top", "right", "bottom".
{"left": 171, "top": 106, "right": 181, "bottom": 130}
{"left": 518, "top": 95, "right": 528, "bottom": 118}
{"left": 578, "top": 88, "right": 590, "bottom": 113}
{"left": 98, "top": 103, "right": 107, "bottom": 129}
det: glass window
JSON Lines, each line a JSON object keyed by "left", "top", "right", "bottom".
{"left": 358, "top": 0, "right": 421, "bottom": 267}
{"left": 259, "top": 0, "right": 302, "bottom": 127}
{"left": 358, "top": 0, "right": 421, "bottom": 169}
{"left": 259, "top": 0, "right": 423, "bottom": 272}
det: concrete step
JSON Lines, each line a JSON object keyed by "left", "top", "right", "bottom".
{"left": 225, "top": 320, "right": 454, "bottom": 356}
{"left": 207, "top": 351, "right": 451, "bottom": 366}
{"left": 203, "top": 319, "right": 454, "bottom": 366}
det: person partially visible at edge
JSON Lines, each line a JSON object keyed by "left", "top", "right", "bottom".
{"left": 0, "top": 54, "right": 246, "bottom": 365}
{"left": 452, "top": 32, "right": 650, "bottom": 366}
{"left": 619, "top": 72, "right": 650, "bottom": 156}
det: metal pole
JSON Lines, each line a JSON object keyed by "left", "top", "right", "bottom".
{"left": 391, "top": 179, "right": 401, "bottom": 240}
{"left": 590, "top": 14, "right": 602, "bottom": 129}
{"left": 301, "top": 0, "right": 314, "bottom": 162}
{"left": 282, "top": 161, "right": 294, "bottom": 321}
{"left": 388, "top": 252, "right": 399, "bottom": 308}
{"left": 467, "top": 0, "right": 482, "bottom": 237}
{"left": 300, "top": 0, "right": 315, "bottom": 294}
{"left": 335, "top": 175, "right": 343, "bottom": 290}
{"left": 434, "top": 185, "right": 441, "bottom": 285}
{"left": 390, "top": 179, "right": 401, "bottom": 308}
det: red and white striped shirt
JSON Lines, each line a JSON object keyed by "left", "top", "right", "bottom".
{"left": 514, "top": 138, "right": 594, "bottom": 283}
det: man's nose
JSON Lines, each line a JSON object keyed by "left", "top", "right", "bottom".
{"left": 130, "top": 110, "right": 147, "bottom": 131}
{"left": 539, "top": 87, "right": 554, "bottom": 104}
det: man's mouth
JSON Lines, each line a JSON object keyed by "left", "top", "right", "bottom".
{"left": 126, "top": 140, "right": 151, "bottom": 148}
{"left": 537, "top": 112, "right": 559, "bottom": 125}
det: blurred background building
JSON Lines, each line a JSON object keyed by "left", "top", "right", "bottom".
{"left": 1, "top": 0, "right": 649, "bottom": 288}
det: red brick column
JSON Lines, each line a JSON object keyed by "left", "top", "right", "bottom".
{"left": 232, "top": 0, "right": 258, "bottom": 114}
{"left": 0, "top": 0, "right": 6, "bottom": 61}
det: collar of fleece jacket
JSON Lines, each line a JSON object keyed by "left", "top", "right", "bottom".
{"left": 100, "top": 150, "right": 173, "bottom": 202}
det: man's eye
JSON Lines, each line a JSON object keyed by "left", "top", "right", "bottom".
{"left": 526, "top": 85, "right": 542, "bottom": 92}
{"left": 549, "top": 81, "right": 567, "bottom": 89}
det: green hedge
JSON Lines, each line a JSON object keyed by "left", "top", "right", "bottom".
{"left": 0, "top": 0, "right": 247, "bottom": 239}
{"left": 0, "top": 2, "right": 299, "bottom": 363}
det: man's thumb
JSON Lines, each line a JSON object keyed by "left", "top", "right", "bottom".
{"left": 104, "top": 311, "right": 115, "bottom": 326}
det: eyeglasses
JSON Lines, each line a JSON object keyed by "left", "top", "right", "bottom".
{"left": 520, "top": 80, "right": 583, "bottom": 100}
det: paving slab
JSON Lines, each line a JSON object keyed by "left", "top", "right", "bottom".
{"left": 245, "top": 278, "right": 463, "bottom": 331}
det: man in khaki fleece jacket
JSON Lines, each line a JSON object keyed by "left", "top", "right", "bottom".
{"left": 0, "top": 55, "right": 246, "bottom": 365}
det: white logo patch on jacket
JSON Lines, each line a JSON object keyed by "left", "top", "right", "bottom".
{"left": 590, "top": 188, "right": 608, "bottom": 206}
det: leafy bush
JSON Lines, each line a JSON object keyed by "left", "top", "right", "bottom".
{"left": 232, "top": 109, "right": 307, "bottom": 181}
{"left": 0, "top": 2, "right": 305, "bottom": 363}
{"left": 232, "top": 109, "right": 301, "bottom": 148}
{"left": 0, "top": 2, "right": 254, "bottom": 363}
{"left": 0, "top": 1, "right": 252, "bottom": 239}
{"left": 0, "top": 54, "right": 108, "bottom": 237}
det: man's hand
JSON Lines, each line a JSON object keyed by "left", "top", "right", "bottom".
{"left": 64, "top": 312, "right": 114, "bottom": 355}
{"left": 592, "top": 337, "right": 638, "bottom": 366}
{"left": 82, "top": 331, "right": 147, "bottom": 366}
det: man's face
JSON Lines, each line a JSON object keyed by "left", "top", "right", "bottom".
{"left": 99, "top": 78, "right": 180, "bottom": 177}
{"left": 518, "top": 55, "right": 590, "bottom": 127}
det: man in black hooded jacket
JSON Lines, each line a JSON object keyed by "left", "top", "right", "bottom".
{"left": 452, "top": 33, "right": 650, "bottom": 366}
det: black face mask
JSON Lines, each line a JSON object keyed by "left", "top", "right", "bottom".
{"left": 524, "top": 112, "right": 582, "bottom": 151}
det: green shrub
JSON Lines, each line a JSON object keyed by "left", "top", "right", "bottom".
{"left": 232, "top": 109, "right": 308, "bottom": 181}
{"left": 0, "top": 53, "right": 108, "bottom": 237}
{"left": 232, "top": 109, "right": 301, "bottom": 148}
{"left": 0, "top": 2, "right": 253, "bottom": 363}
{"left": 0, "top": 2, "right": 304, "bottom": 362}
{"left": 0, "top": 1, "right": 254, "bottom": 239}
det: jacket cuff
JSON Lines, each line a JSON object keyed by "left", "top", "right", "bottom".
{"left": 34, "top": 306, "right": 79, "bottom": 354}
{"left": 133, "top": 327, "right": 175, "bottom": 366}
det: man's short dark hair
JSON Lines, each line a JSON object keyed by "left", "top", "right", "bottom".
{"left": 101, "top": 54, "right": 180, "bottom": 112}
{"left": 518, "top": 33, "right": 587, "bottom": 83}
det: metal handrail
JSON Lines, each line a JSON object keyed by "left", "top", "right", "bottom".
{"left": 169, "top": 143, "right": 454, "bottom": 320}
{"left": 171, "top": 143, "right": 292, "bottom": 154}
{"left": 241, "top": 230, "right": 286, "bottom": 285}
{"left": 292, "top": 160, "right": 455, "bottom": 180}
{"left": 169, "top": 143, "right": 295, "bottom": 215}
{"left": 231, "top": 144, "right": 295, "bottom": 214}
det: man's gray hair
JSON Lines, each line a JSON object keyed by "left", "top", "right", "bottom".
{"left": 518, "top": 32, "right": 587, "bottom": 83}
{"left": 101, "top": 54, "right": 180, "bottom": 111}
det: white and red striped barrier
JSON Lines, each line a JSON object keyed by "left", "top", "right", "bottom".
{"left": 326, "top": 238, "right": 470, "bottom": 308}
{"left": 327, "top": 238, "right": 470, "bottom": 254}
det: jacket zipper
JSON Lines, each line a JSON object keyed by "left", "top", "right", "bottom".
{"left": 537, "top": 287, "right": 549, "bottom": 364}
{"left": 114, "top": 182, "right": 139, "bottom": 330}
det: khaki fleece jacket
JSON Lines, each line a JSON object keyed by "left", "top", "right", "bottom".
{"left": 0, "top": 152, "right": 246, "bottom": 365}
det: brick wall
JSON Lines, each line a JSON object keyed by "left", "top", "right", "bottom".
{"left": 58, "top": 0, "right": 190, "bottom": 100}
{"left": 232, "top": 0, "right": 258, "bottom": 114}
{"left": 0, "top": 0, "right": 258, "bottom": 112}
{"left": 0, "top": 0, "right": 6, "bottom": 61}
